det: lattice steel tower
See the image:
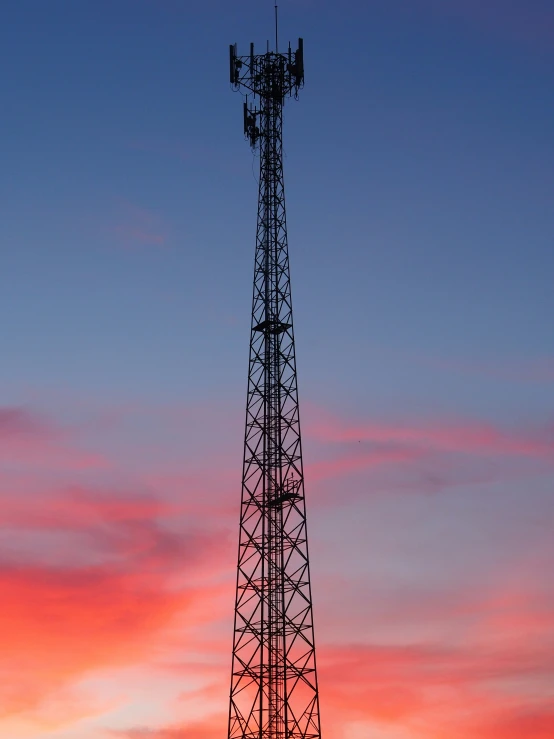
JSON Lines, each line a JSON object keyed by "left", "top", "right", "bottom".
{"left": 227, "top": 23, "right": 321, "bottom": 739}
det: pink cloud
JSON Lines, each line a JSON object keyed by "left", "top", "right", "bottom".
{"left": 0, "top": 405, "right": 107, "bottom": 471}
{"left": 306, "top": 444, "right": 424, "bottom": 482}
{"left": 423, "top": 354, "right": 554, "bottom": 384}
{"left": 112, "top": 198, "right": 168, "bottom": 249}
{"left": 108, "top": 721, "right": 223, "bottom": 739}
{"left": 0, "top": 407, "right": 45, "bottom": 434}
{"left": 304, "top": 405, "right": 553, "bottom": 459}
{"left": 414, "top": 0, "right": 554, "bottom": 49}
{"left": 1, "top": 485, "right": 173, "bottom": 531}
{"left": 298, "top": 403, "right": 554, "bottom": 502}
{"left": 362, "top": 345, "right": 554, "bottom": 385}
{"left": 125, "top": 136, "right": 190, "bottom": 163}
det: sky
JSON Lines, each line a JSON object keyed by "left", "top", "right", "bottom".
{"left": 0, "top": 0, "right": 553, "bottom": 737}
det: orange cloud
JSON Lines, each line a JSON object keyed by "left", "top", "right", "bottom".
{"left": 0, "top": 517, "right": 228, "bottom": 714}
{"left": 0, "top": 563, "right": 190, "bottom": 707}
{"left": 0, "top": 468, "right": 231, "bottom": 729}
{"left": 470, "top": 708, "right": 554, "bottom": 739}
{"left": 317, "top": 636, "right": 554, "bottom": 737}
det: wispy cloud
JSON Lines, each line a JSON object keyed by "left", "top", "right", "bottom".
{"left": 111, "top": 198, "right": 168, "bottom": 249}
{"left": 413, "top": 0, "right": 554, "bottom": 50}
{"left": 0, "top": 405, "right": 106, "bottom": 472}
{"left": 125, "top": 137, "right": 190, "bottom": 163}
{"left": 305, "top": 405, "right": 554, "bottom": 459}
{"left": 301, "top": 403, "right": 553, "bottom": 502}
{"left": 421, "top": 354, "right": 554, "bottom": 384}
{"left": 360, "top": 345, "right": 554, "bottom": 385}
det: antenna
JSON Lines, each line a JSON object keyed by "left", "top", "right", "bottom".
{"left": 229, "top": 43, "right": 239, "bottom": 86}
{"left": 275, "top": 4, "right": 279, "bottom": 52}
{"left": 295, "top": 38, "right": 304, "bottom": 86}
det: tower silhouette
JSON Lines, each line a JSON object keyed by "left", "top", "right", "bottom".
{"left": 227, "top": 28, "right": 322, "bottom": 739}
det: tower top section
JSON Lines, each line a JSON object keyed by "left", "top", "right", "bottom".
{"left": 229, "top": 38, "right": 304, "bottom": 101}
{"left": 229, "top": 38, "right": 304, "bottom": 148}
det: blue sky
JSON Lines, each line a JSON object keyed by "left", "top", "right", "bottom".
{"left": 1, "top": 0, "right": 552, "bottom": 413}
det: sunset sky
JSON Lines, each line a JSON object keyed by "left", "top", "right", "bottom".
{"left": 1, "top": 1, "right": 553, "bottom": 738}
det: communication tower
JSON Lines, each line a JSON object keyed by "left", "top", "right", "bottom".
{"left": 227, "top": 16, "right": 322, "bottom": 739}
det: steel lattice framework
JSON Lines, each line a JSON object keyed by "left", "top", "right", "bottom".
{"left": 227, "top": 34, "right": 322, "bottom": 739}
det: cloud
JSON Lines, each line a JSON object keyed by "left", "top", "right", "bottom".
{"left": 305, "top": 405, "right": 553, "bottom": 459}
{"left": 0, "top": 405, "right": 107, "bottom": 472}
{"left": 421, "top": 354, "right": 554, "bottom": 385}
{"left": 0, "top": 557, "right": 228, "bottom": 733}
{"left": 104, "top": 576, "right": 554, "bottom": 739}
{"left": 411, "top": 0, "right": 554, "bottom": 49}
{"left": 470, "top": 707, "right": 554, "bottom": 739}
{"left": 300, "top": 403, "right": 554, "bottom": 503}
{"left": 0, "top": 401, "right": 234, "bottom": 733}
{"left": 1, "top": 398, "right": 552, "bottom": 738}
{"left": 0, "top": 407, "right": 45, "bottom": 435}
{"left": 108, "top": 721, "right": 222, "bottom": 739}
{"left": 306, "top": 443, "right": 424, "bottom": 482}
{"left": 317, "top": 630, "right": 554, "bottom": 734}
{"left": 0, "top": 564, "right": 197, "bottom": 731}
{"left": 108, "top": 716, "right": 224, "bottom": 738}
{"left": 125, "top": 137, "right": 190, "bottom": 163}
{"left": 362, "top": 345, "right": 554, "bottom": 385}
{"left": 0, "top": 449, "right": 231, "bottom": 727}
{"left": 112, "top": 198, "right": 168, "bottom": 249}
